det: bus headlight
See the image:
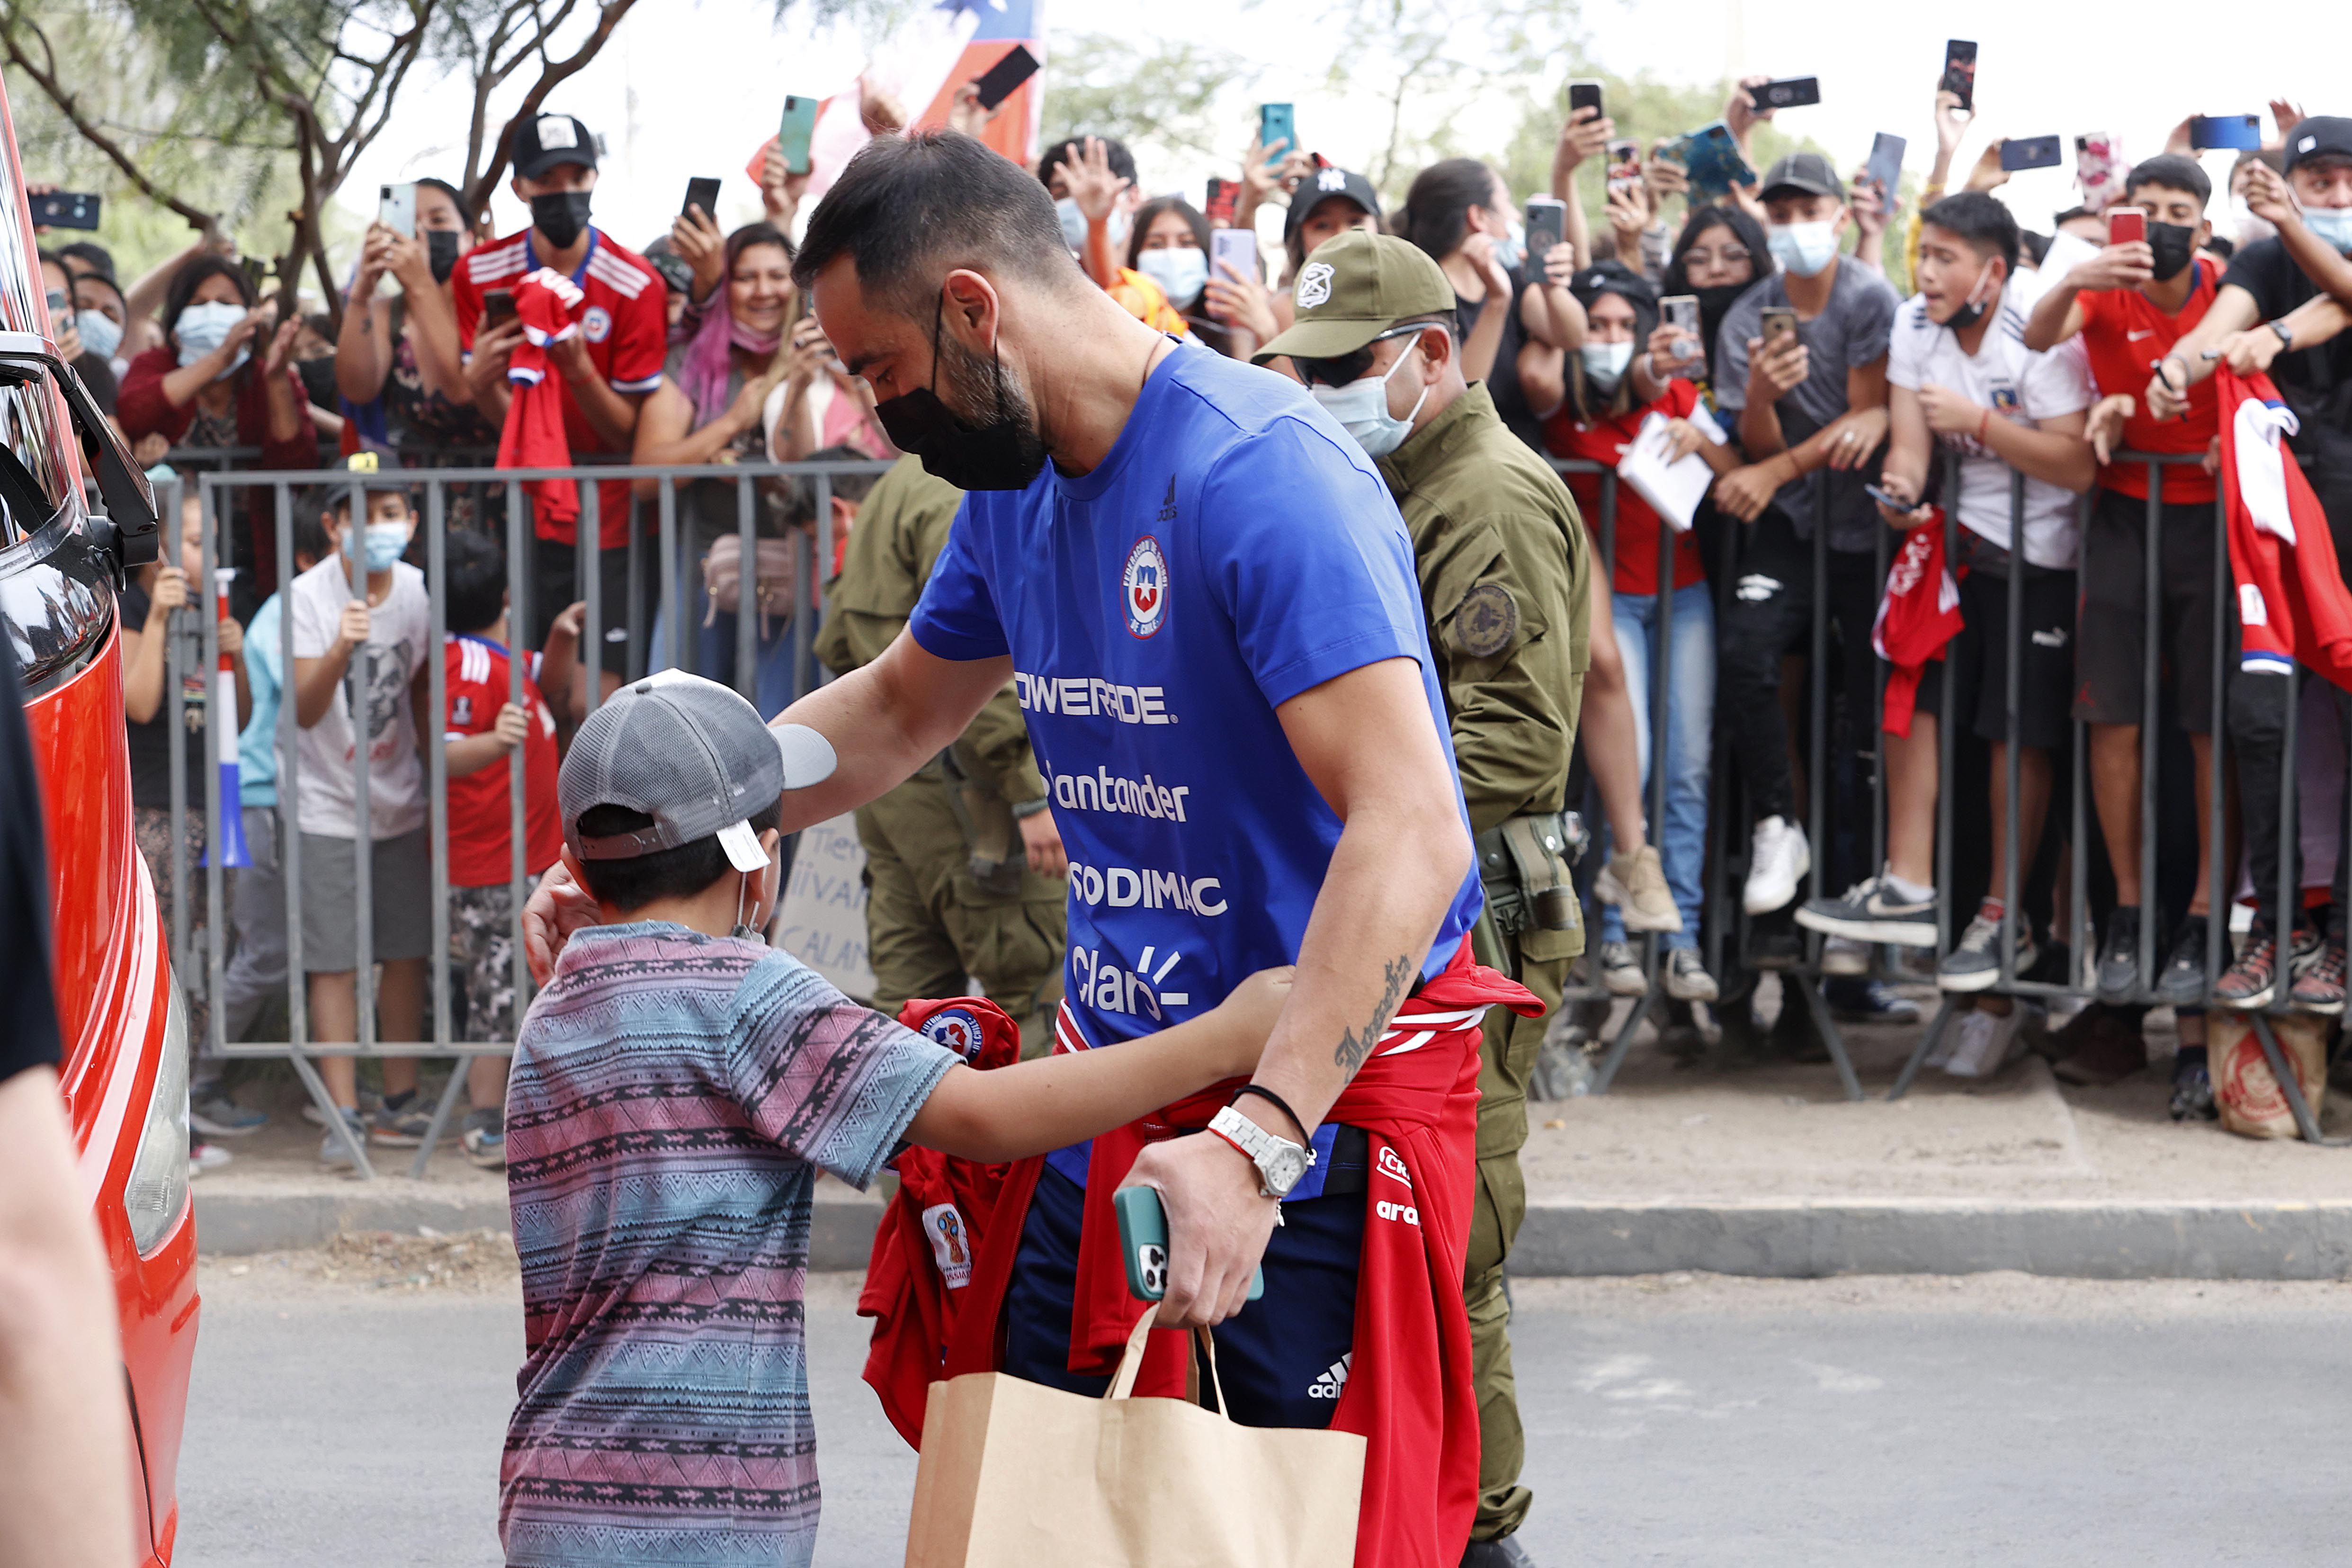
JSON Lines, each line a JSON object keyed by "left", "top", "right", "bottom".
{"left": 123, "top": 981, "right": 190, "bottom": 1255}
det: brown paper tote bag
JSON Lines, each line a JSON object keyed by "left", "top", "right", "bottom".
{"left": 902, "top": 1307, "right": 1367, "bottom": 1567}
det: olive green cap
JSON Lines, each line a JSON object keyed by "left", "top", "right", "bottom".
{"left": 1253, "top": 229, "right": 1458, "bottom": 364}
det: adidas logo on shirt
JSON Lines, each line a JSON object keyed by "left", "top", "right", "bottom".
{"left": 1307, "top": 1353, "right": 1354, "bottom": 1399}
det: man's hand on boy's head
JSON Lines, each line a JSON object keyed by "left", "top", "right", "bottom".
{"left": 523, "top": 862, "right": 604, "bottom": 985}
{"left": 1212, "top": 967, "right": 1297, "bottom": 1079}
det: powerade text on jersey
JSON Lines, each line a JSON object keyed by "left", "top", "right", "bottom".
{"left": 908, "top": 340, "right": 1483, "bottom": 1060}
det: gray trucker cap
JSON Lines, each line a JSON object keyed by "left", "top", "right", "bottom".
{"left": 558, "top": 670, "right": 837, "bottom": 874}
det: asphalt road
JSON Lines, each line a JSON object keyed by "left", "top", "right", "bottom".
{"left": 176, "top": 1262, "right": 2352, "bottom": 1567}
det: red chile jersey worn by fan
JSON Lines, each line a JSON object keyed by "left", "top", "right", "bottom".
{"left": 443, "top": 633, "right": 564, "bottom": 887}
{"left": 907, "top": 341, "right": 1484, "bottom": 1175}
{"left": 454, "top": 228, "right": 666, "bottom": 548}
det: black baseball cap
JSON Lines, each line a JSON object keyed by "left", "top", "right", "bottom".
{"left": 1569, "top": 259, "right": 1657, "bottom": 315}
{"left": 2285, "top": 116, "right": 2352, "bottom": 173}
{"left": 1760, "top": 152, "right": 1844, "bottom": 203}
{"left": 1285, "top": 166, "right": 1385, "bottom": 241}
{"left": 512, "top": 113, "right": 599, "bottom": 181}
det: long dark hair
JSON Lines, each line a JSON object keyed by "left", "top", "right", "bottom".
{"left": 1662, "top": 204, "right": 1768, "bottom": 296}
{"left": 161, "top": 254, "right": 259, "bottom": 341}
{"left": 1399, "top": 158, "right": 1500, "bottom": 263}
{"left": 1125, "top": 197, "right": 1210, "bottom": 271}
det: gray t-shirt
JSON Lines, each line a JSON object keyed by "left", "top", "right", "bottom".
{"left": 1714, "top": 260, "right": 1900, "bottom": 552}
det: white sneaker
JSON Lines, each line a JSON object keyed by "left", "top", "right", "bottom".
{"left": 1663, "top": 948, "right": 1719, "bottom": 1002}
{"left": 1944, "top": 1005, "right": 2031, "bottom": 1078}
{"left": 1744, "top": 816, "right": 1811, "bottom": 914}
{"left": 190, "top": 1140, "right": 233, "bottom": 1175}
{"left": 1594, "top": 846, "right": 1683, "bottom": 933}
{"left": 1820, "top": 934, "right": 1870, "bottom": 976}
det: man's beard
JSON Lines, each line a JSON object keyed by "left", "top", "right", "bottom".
{"left": 936, "top": 323, "right": 1051, "bottom": 472}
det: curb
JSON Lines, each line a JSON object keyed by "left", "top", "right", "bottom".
{"left": 1512, "top": 1199, "right": 2352, "bottom": 1280}
{"left": 195, "top": 1189, "right": 888, "bottom": 1266}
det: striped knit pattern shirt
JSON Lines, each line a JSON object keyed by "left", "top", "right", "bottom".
{"left": 501, "top": 922, "right": 955, "bottom": 1567}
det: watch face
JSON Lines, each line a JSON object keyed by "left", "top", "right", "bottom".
{"left": 1265, "top": 1144, "right": 1310, "bottom": 1197}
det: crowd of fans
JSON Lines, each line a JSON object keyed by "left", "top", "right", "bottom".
{"left": 78, "top": 68, "right": 2352, "bottom": 1170}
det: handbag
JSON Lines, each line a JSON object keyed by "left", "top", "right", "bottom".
{"left": 903, "top": 1307, "right": 1367, "bottom": 1568}
{"left": 701, "top": 532, "right": 799, "bottom": 633}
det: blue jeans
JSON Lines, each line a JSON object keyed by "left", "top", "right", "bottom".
{"left": 1600, "top": 582, "right": 1714, "bottom": 949}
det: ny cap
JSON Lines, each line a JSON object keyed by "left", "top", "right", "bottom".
{"left": 2286, "top": 116, "right": 2352, "bottom": 172}
{"left": 1283, "top": 165, "right": 1386, "bottom": 242}
{"left": 1253, "top": 229, "right": 1458, "bottom": 364}
{"left": 558, "top": 669, "right": 836, "bottom": 875}
{"left": 512, "top": 113, "right": 599, "bottom": 181}
{"left": 1760, "top": 151, "right": 1844, "bottom": 203}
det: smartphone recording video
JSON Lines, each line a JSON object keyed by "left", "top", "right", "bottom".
{"left": 1524, "top": 197, "right": 1566, "bottom": 268}
{"left": 2189, "top": 115, "right": 2262, "bottom": 152}
{"left": 1568, "top": 80, "right": 1605, "bottom": 121}
{"left": 2107, "top": 206, "right": 2146, "bottom": 246}
{"left": 1753, "top": 77, "right": 1820, "bottom": 111}
{"left": 1999, "top": 135, "right": 2062, "bottom": 173}
{"left": 971, "top": 45, "right": 1039, "bottom": 111}
{"left": 1941, "top": 40, "right": 1977, "bottom": 113}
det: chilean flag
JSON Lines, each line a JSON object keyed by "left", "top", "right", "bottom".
{"left": 744, "top": 0, "right": 1045, "bottom": 202}
{"left": 204, "top": 569, "right": 251, "bottom": 869}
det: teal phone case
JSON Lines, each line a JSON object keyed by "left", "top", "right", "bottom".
{"left": 1114, "top": 1186, "right": 1264, "bottom": 1303}
{"left": 778, "top": 96, "right": 820, "bottom": 175}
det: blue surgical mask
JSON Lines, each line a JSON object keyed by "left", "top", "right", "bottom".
{"left": 1136, "top": 245, "right": 1209, "bottom": 307}
{"left": 1493, "top": 221, "right": 1526, "bottom": 275}
{"left": 1310, "top": 339, "right": 1429, "bottom": 459}
{"left": 75, "top": 308, "right": 122, "bottom": 361}
{"left": 349, "top": 520, "right": 411, "bottom": 573}
{"left": 1055, "top": 197, "right": 1128, "bottom": 256}
{"left": 2305, "top": 206, "right": 2352, "bottom": 253}
{"left": 1580, "top": 340, "right": 1635, "bottom": 390}
{"left": 173, "top": 299, "right": 250, "bottom": 378}
{"left": 1768, "top": 220, "right": 1841, "bottom": 278}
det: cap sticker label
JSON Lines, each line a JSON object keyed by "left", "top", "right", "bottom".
{"left": 537, "top": 115, "right": 578, "bottom": 150}
{"left": 1123, "top": 534, "right": 1169, "bottom": 639}
{"left": 1296, "top": 260, "right": 1334, "bottom": 309}
{"left": 2302, "top": 134, "right": 2318, "bottom": 153}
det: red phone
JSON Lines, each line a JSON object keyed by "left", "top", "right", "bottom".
{"left": 2108, "top": 206, "right": 2146, "bottom": 246}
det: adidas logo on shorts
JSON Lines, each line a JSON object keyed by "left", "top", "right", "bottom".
{"left": 1307, "top": 1353, "right": 1353, "bottom": 1400}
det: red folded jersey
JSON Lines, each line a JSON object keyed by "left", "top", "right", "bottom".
{"left": 857, "top": 996, "right": 1025, "bottom": 1448}
{"left": 2219, "top": 366, "right": 2352, "bottom": 691}
{"left": 495, "top": 268, "right": 586, "bottom": 537}
{"left": 1871, "top": 514, "right": 1963, "bottom": 736}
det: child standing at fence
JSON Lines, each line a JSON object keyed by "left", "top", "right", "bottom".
{"left": 439, "top": 530, "right": 578, "bottom": 1167}
{"left": 121, "top": 487, "right": 252, "bottom": 1170}
{"left": 288, "top": 466, "right": 435, "bottom": 1165}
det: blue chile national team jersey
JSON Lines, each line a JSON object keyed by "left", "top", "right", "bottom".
{"left": 908, "top": 340, "right": 1484, "bottom": 1074}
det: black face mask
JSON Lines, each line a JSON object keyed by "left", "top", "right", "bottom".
{"left": 1691, "top": 282, "right": 1750, "bottom": 372}
{"left": 529, "top": 190, "right": 593, "bottom": 250}
{"left": 1946, "top": 264, "right": 2002, "bottom": 332}
{"left": 427, "top": 229, "right": 461, "bottom": 284}
{"left": 871, "top": 296, "right": 1050, "bottom": 492}
{"left": 296, "top": 355, "right": 338, "bottom": 410}
{"left": 2147, "top": 221, "right": 2197, "bottom": 282}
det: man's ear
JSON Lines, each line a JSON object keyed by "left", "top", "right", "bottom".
{"left": 1418, "top": 323, "right": 1455, "bottom": 382}
{"left": 939, "top": 268, "right": 1002, "bottom": 350}
{"left": 830, "top": 495, "right": 857, "bottom": 532}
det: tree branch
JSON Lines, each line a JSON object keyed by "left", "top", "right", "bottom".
{"left": 465, "top": 0, "right": 634, "bottom": 214}
{"left": 0, "top": 6, "right": 220, "bottom": 233}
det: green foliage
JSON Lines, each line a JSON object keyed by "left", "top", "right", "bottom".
{"left": 1040, "top": 33, "right": 1262, "bottom": 180}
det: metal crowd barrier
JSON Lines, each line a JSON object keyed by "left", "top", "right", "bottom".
{"left": 161, "top": 459, "right": 888, "bottom": 1177}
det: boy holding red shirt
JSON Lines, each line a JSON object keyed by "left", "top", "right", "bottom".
{"left": 440, "top": 529, "right": 578, "bottom": 1166}
{"left": 2023, "top": 154, "right": 2229, "bottom": 1014}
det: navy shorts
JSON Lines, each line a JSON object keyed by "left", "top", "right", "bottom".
{"left": 1002, "top": 1152, "right": 1366, "bottom": 1429}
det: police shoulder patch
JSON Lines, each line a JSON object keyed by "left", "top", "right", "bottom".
{"left": 1453, "top": 582, "right": 1519, "bottom": 658}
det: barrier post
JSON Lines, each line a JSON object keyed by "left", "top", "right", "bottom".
{"left": 580, "top": 483, "right": 602, "bottom": 717}
{"left": 412, "top": 483, "right": 466, "bottom": 1174}
{"left": 507, "top": 479, "right": 531, "bottom": 1047}
{"left": 735, "top": 473, "right": 758, "bottom": 705}
{"left": 1786, "top": 484, "right": 1863, "bottom": 1102}
{"left": 345, "top": 474, "right": 376, "bottom": 1070}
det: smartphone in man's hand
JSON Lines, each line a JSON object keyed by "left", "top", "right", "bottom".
{"left": 2000, "top": 135, "right": 2063, "bottom": 172}
{"left": 1606, "top": 139, "right": 1643, "bottom": 197}
{"left": 28, "top": 190, "right": 99, "bottom": 230}
{"left": 681, "top": 177, "right": 721, "bottom": 220}
{"left": 1760, "top": 306, "right": 1799, "bottom": 355}
{"left": 1568, "top": 79, "right": 1605, "bottom": 121}
{"left": 1258, "top": 103, "right": 1296, "bottom": 158}
{"left": 778, "top": 96, "right": 820, "bottom": 175}
{"left": 1866, "top": 133, "right": 1906, "bottom": 203}
{"left": 482, "top": 288, "right": 518, "bottom": 329}
{"left": 1753, "top": 77, "right": 1820, "bottom": 111}
{"left": 971, "top": 44, "right": 1039, "bottom": 111}
{"left": 2108, "top": 206, "right": 2146, "bottom": 246}
{"left": 2189, "top": 115, "right": 2262, "bottom": 152}
{"left": 1941, "top": 40, "right": 1977, "bottom": 112}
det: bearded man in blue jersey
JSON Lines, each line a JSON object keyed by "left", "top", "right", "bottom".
{"left": 525, "top": 131, "right": 1525, "bottom": 1568}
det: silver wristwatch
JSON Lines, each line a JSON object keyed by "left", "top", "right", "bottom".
{"left": 1207, "top": 1105, "right": 1315, "bottom": 1199}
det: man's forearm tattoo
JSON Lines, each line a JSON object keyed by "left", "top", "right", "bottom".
{"left": 1333, "top": 953, "right": 1415, "bottom": 1079}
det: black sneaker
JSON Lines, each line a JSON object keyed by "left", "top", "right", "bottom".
{"left": 1824, "top": 976, "right": 1923, "bottom": 1024}
{"left": 2154, "top": 914, "right": 2215, "bottom": 1006}
{"left": 2291, "top": 934, "right": 2348, "bottom": 1016}
{"left": 2095, "top": 905, "right": 2141, "bottom": 1003}
{"left": 2169, "top": 1062, "right": 2218, "bottom": 1121}
{"left": 1796, "top": 872, "right": 1939, "bottom": 947}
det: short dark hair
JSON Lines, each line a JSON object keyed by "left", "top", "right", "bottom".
{"left": 443, "top": 528, "right": 507, "bottom": 635}
{"left": 1921, "top": 191, "right": 2020, "bottom": 275}
{"left": 2205, "top": 234, "right": 2237, "bottom": 260}
{"left": 2125, "top": 153, "right": 2213, "bottom": 209}
{"left": 574, "top": 799, "right": 781, "bottom": 911}
{"left": 778, "top": 443, "right": 887, "bottom": 530}
{"left": 1399, "top": 158, "right": 1501, "bottom": 265}
{"left": 792, "top": 130, "right": 1080, "bottom": 316}
{"left": 1125, "top": 197, "right": 1210, "bottom": 272}
{"left": 161, "top": 254, "right": 258, "bottom": 339}
{"left": 58, "top": 240, "right": 114, "bottom": 281}
{"left": 324, "top": 482, "right": 414, "bottom": 520}
{"left": 291, "top": 511, "right": 330, "bottom": 570}
{"left": 1037, "top": 136, "right": 1136, "bottom": 187}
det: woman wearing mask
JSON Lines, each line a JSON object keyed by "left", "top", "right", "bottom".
{"left": 38, "top": 251, "right": 110, "bottom": 412}
{"left": 118, "top": 255, "right": 312, "bottom": 578}
{"left": 1125, "top": 196, "right": 1261, "bottom": 359}
{"left": 334, "top": 177, "right": 490, "bottom": 466}
{"left": 631, "top": 221, "right": 801, "bottom": 714}
{"left": 1400, "top": 157, "right": 1582, "bottom": 448}
{"left": 71, "top": 269, "right": 133, "bottom": 394}
{"left": 1541, "top": 262, "right": 1738, "bottom": 1003}
{"left": 1651, "top": 204, "right": 1769, "bottom": 390}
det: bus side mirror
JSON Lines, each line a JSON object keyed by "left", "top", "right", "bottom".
{"left": 54, "top": 358, "right": 155, "bottom": 570}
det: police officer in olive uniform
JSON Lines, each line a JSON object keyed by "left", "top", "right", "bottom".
{"left": 813, "top": 456, "right": 1068, "bottom": 1047}
{"left": 1258, "top": 231, "right": 1590, "bottom": 1568}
